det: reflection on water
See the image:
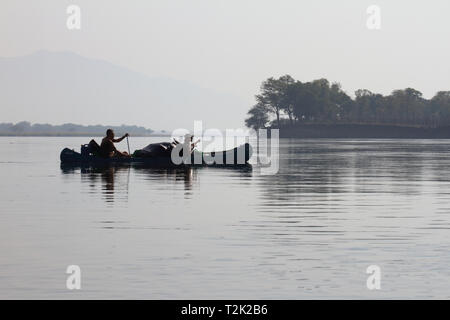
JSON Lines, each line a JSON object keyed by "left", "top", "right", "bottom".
{"left": 60, "top": 163, "right": 253, "bottom": 203}
{"left": 1, "top": 137, "right": 450, "bottom": 299}
{"left": 61, "top": 164, "right": 199, "bottom": 202}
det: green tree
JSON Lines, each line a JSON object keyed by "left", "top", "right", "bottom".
{"left": 245, "top": 102, "right": 269, "bottom": 130}
{"left": 255, "top": 75, "right": 295, "bottom": 127}
{"left": 291, "top": 82, "right": 320, "bottom": 122}
{"left": 430, "top": 91, "right": 450, "bottom": 127}
{"left": 388, "top": 88, "right": 425, "bottom": 125}
{"left": 247, "top": 75, "right": 450, "bottom": 129}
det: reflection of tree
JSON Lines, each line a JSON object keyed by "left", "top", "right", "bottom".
{"left": 256, "top": 140, "right": 428, "bottom": 211}
{"left": 239, "top": 140, "right": 435, "bottom": 266}
{"left": 259, "top": 141, "right": 349, "bottom": 203}
{"left": 351, "top": 141, "right": 425, "bottom": 195}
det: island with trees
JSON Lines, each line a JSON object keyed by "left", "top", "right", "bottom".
{"left": 245, "top": 75, "right": 450, "bottom": 138}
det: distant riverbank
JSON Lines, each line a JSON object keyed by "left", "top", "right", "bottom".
{"left": 279, "top": 124, "right": 450, "bottom": 138}
{"left": 0, "top": 133, "right": 170, "bottom": 137}
{"left": 0, "top": 121, "right": 168, "bottom": 137}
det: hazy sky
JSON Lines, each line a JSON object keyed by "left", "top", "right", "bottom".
{"left": 1, "top": 0, "right": 450, "bottom": 109}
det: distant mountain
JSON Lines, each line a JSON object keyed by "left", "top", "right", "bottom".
{"left": 0, "top": 51, "right": 248, "bottom": 131}
{"left": 0, "top": 121, "right": 159, "bottom": 136}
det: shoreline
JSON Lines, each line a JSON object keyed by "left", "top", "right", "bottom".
{"left": 278, "top": 124, "right": 450, "bottom": 139}
{"left": 0, "top": 133, "right": 171, "bottom": 137}
{"left": 3, "top": 124, "right": 450, "bottom": 139}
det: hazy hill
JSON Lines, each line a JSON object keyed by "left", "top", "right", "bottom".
{"left": 0, "top": 51, "right": 247, "bottom": 131}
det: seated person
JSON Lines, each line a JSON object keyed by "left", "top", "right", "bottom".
{"left": 173, "top": 134, "right": 200, "bottom": 152}
{"left": 100, "top": 129, "right": 130, "bottom": 158}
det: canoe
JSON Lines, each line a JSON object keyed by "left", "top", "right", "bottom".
{"left": 60, "top": 143, "right": 252, "bottom": 167}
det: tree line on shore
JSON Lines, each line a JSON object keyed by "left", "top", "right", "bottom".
{"left": 245, "top": 75, "right": 450, "bottom": 129}
{"left": 0, "top": 121, "right": 156, "bottom": 136}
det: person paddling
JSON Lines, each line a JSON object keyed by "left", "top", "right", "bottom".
{"left": 100, "top": 129, "right": 130, "bottom": 158}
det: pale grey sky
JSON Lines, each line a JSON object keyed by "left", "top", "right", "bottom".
{"left": 1, "top": 0, "right": 450, "bottom": 125}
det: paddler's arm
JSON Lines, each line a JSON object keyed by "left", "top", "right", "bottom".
{"left": 191, "top": 139, "right": 200, "bottom": 148}
{"left": 113, "top": 133, "right": 129, "bottom": 143}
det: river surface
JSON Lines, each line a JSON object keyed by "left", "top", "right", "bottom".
{"left": 1, "top": 137, "right": 450, "bottom": 299}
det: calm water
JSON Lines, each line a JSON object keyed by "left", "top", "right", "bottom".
{"left": 1, "top": 137, "right": 450, "bottom": 299}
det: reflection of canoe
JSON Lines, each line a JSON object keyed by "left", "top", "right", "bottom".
{"left": 60, "top": 143, "right": 252, "bottom": 167}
